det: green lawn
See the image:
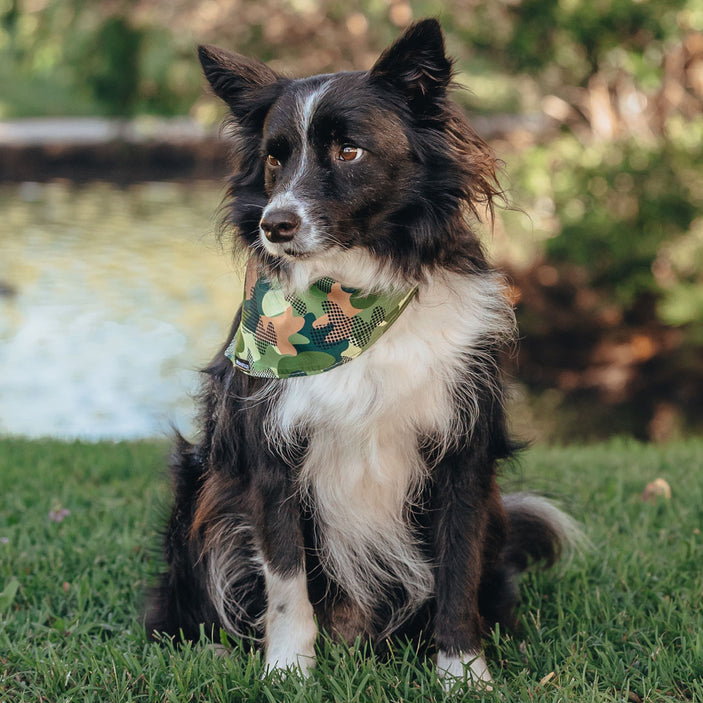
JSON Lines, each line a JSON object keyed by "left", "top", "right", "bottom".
{"left": 0, "top": 438, "right": 701, "bottom": 702}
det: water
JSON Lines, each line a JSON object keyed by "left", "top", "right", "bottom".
{"left": 0, "top": 181, "right": 243, "bottom": 440}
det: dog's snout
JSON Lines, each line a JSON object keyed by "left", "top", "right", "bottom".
{"left": 260, "top": 210, "right": 301, "bottom": 243}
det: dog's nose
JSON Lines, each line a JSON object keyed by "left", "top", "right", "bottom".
{"left": 260, "top": 210, "right": 301, "bottom": 243}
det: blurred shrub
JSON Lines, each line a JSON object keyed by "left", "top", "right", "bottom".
{"left": 82, "top": 16, "right": 143, "bottom": 117}
{"left": 495, "top": 0, "right": 682, "bottom": 80}
{"left": 1, "top": 0, "right": 700, "bottom": 120}
{"left": 500, "top": 117, "right": 703, "bottom": 439}
{"left": 511, "top": 124, "right": 703, "bottom": 317}
{"left": 0, "top": 1, "right": 202, "bottom": 118}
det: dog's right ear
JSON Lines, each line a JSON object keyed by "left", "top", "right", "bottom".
{"left": 198, "top": 45, "right": 282, "bottom": 120}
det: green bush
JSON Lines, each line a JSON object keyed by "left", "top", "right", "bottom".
{"left": 511, "top": 125, "right": 703, "bottom": 317}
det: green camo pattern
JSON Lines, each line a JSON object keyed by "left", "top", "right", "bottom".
{"left": 226, "top": 259, "right": 417, "bottom": 379}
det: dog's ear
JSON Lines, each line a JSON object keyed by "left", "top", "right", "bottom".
{"left": 369, "top": 19, "right": 452, "bottom": 112}
{"left": 198, "top": 45, "right": 283, "bottom": 120}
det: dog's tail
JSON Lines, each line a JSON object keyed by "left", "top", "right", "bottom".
{"left": 502, "top": 492, "right": 583, "bottom": 570}
{"left": 480, "top": 492, "right": 584, "bottom": 631}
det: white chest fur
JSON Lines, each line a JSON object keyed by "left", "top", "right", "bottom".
{"left": 265, "top": 270, "right": 514, "bottom": 621}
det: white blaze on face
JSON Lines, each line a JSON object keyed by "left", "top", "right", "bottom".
{"left": 260, "top": 80, "right": 335, "bottom": 259}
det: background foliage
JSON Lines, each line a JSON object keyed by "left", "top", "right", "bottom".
{"left": 1, "top": 0, "right": 702, "bottom": 439}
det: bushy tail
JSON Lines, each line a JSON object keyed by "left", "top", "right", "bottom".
{"left": 480, "top": 492, "right": 583, "bottom": 632}
{"left": 502, "top": 492, "right": 583, "bottom": 571}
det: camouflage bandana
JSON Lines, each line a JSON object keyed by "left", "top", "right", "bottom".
{"left": 226, "top": 258, "right": 417, "bottom": 379}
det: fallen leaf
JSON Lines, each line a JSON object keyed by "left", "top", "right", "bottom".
{"left": 642, "top": 478, "right": 671, "bottom": 502}
{"left": 539, "top": 671, "right": 555, "bottom": 685}
{"left": 49, "top": 508, "right": 71, "bottom": 523}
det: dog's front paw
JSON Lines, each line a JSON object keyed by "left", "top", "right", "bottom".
{"left": 264, "top": 608, "right": 317, "bottom": 676}
{"left": 264, "top": 639, "right": 316, "bottom": 677}
{"left": 263, "top": 567, "right": 318, "bottom": 676}
{"left": 437, "top": 650, "right": 493, "bottom": 691}
{"left": 263, "top": 599, "right": 317, "bottom": 676}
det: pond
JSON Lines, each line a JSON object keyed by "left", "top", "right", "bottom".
{"left": 1, "top": 180, "right": 560, "bottom": 442}
{"left": 0, "top": 181, "right": 244, "bottom": 440}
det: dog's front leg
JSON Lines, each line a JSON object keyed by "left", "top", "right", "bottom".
{"left": 255, "top": 461, "right": 317, "bottom": 675}
{"left": 430, "top": 453, "right": 493, "bottom": 690}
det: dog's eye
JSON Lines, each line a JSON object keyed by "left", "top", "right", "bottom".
{"left": 337, "top": 145, "right": 363, "bottom": 162}
{"left": 266, "top": 154, "right": 281, "bottom": 167}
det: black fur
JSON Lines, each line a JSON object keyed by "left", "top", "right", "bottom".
{"left": 145, "top": 19, "right": 571, "bottom": 680}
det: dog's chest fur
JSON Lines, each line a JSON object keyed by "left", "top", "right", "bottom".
{"left": 266, "top": 270, "right": 513, "bottom": 618}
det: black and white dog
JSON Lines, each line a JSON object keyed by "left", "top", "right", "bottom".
{"left": 146, "top": 19, "right": 577, "bottom": 689}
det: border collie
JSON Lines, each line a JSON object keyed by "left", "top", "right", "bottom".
{"left": 146, "top": 19, "right": 578, "bottom": 689}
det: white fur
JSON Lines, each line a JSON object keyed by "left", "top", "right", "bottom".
{"left": 289, "top": 80, "right": 334, "bottom": 192}
{"left": 265, "top": 260, "right": 516, "bottom": 626}
{"left": 260, "top": 80, "right": 335, "bottom": 259}
{"left": 437, "top": 650, "right": 493, "bottom": 690}
{"left": 280, "top": 247, "right": 410, "bottom": 297}
{"left": 263, "top": 566, "right": 317, "bottom": 674}
{"left": 206, "top": 518, "right": 264, "bottom": 639}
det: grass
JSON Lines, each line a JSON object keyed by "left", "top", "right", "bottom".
{"left": 0, "top": 437, "right": 701, "bottom": 702}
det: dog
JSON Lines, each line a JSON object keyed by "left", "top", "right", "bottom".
{"left": 145, "top": 18, "right": 578, "bottom": 689}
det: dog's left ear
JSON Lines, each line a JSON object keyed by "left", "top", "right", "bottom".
{"left": 369, "top": 19, "right": 452, "bottom": 112}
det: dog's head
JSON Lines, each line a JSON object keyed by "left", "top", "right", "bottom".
{"left": 200, "top": 19, "right": 500, "bottom": 286}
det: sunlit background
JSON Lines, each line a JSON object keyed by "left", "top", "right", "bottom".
{"left": 0, "top": 0, "right": 701, "bottom": 442}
